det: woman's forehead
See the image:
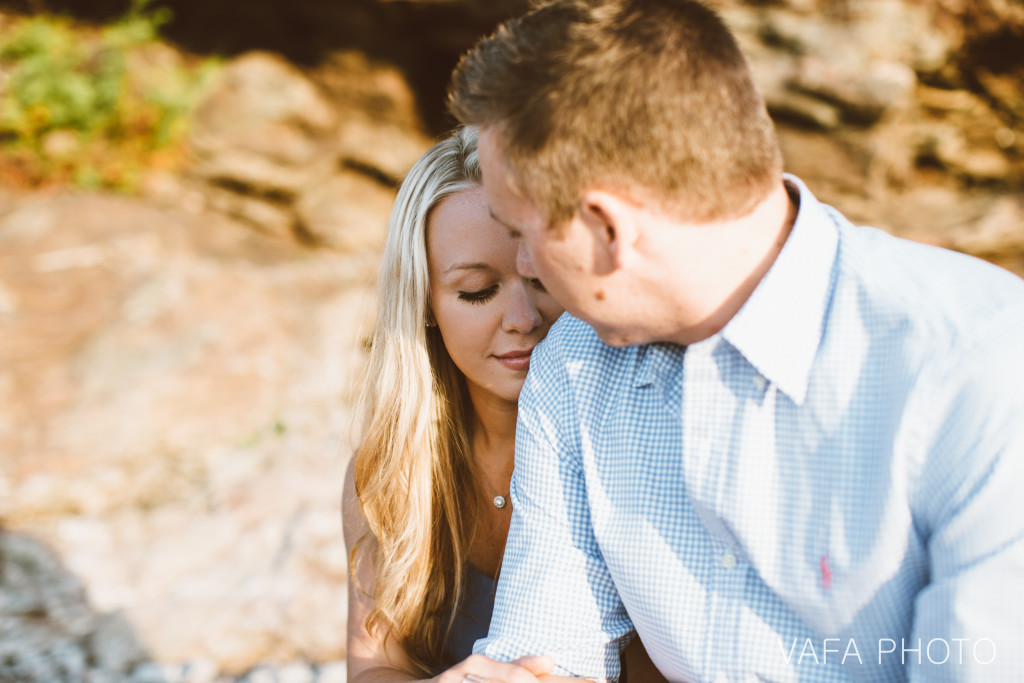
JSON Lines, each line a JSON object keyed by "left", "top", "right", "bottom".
{"left": 427, "top": 189, "right": 515, "bottom": 274}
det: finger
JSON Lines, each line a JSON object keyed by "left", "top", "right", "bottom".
{"left": 445, "top": 669, "right": 493, "bottom": 683}
{"left": 512, "top": 655, "right": 555, "bottom": 676}
{"left": 458, "top": 654, "right": 542, "bottom": 683}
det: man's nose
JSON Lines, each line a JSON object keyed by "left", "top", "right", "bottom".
{"left": 503, "top": 282, "right": 543, "bottom": 334}
{"left": 516, "top": 242, "right": 538, "bottom": 279}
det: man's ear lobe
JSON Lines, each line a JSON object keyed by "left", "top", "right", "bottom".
{"left": 579, "top": 189, "right": 639, "bottom": 267}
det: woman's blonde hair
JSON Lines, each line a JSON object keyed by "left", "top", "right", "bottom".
{"left": 352, "top": 125, "right": 481, "bottom": 675}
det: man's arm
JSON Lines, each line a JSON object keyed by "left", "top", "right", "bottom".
{"left": 909, "top": 304, "right": 1024, "bottom": 682}
{"left": 474, "top": 340, "right": 634, "bottom": 681}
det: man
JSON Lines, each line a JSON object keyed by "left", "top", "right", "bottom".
{"left": 448, "top": 1, "right": 1024, "bottom": 682}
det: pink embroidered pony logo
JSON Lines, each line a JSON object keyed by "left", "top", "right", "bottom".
{"left": 820, "top": 553, "right": 833, "bottom": 590}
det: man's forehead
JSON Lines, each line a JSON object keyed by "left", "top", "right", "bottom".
{"left": 478, "top": 128, "right": 526, "bottom": 193}
{"left": 479, "top": 130, "right": 542, "bottom": 230}
{"left": 477, "top": 126, "right": 506, "bottom": 164}
{"left": 486, "top": 206, "right": 505, "bottom": 225}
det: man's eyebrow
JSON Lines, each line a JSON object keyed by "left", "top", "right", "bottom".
{"left": 443, "top": 262, "right": 493, "bottom": 275}
{"left": 488, "top": 208, "right": 514, "bottom": 229}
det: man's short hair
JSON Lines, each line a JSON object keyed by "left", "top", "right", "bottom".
{"left": 448, "top": 0, "right": 783, "bottom": 225}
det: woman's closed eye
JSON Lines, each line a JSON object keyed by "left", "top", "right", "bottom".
{"left": 458, "top": 284, "right": 499, "bottom": 304}
{"left": 527, "top": 277, "right": 546, "bottom": 292}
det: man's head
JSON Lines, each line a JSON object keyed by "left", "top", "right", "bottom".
{"left": 448, "top": 0, "right": 790, "bottom": 346}
{"left": 448, "top": 0, "right": 782, "bottom": 227}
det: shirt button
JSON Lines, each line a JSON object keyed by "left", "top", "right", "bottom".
{"left": 752, "top": 374, "right": 767, "bottom": 391}
{"left": 713, "top": 674, "right": 729, "bottom": 683}
{"left": 721, "top": 551, "right": 738, "bottom": 569}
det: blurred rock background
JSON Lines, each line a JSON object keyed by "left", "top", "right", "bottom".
{"left": 0, "top": 0, "right": 1021, "bottom": 682}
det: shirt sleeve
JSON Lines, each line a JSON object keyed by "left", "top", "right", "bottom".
{"left": 473, "top": 337, "right": 633, "bottom": 680}
{"left": 909, "top": 303, "right": 1024, "bottom": 682}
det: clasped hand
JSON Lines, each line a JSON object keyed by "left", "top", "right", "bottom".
{"left": 431, "top": 654, "right": 597, "bottom": 683}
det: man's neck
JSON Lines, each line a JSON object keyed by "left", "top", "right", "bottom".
{"left": 659, "top": 181, "right": 798, "bottom": 346}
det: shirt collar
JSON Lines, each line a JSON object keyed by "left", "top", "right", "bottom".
{"left": 634, "top": 342, "right": 683, "bottom": 389}
{"left": 720, "top": 174, "right": 839, "bottom": 405}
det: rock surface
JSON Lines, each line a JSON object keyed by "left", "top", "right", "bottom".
{"left": 186, "top": 50, "right": 423, "bottom": 244}
{"left": 715, "top": 0, "right": 1024, "bottom": 271}
{"left": 0, "top": 194, "right": 375, "bottom": 679}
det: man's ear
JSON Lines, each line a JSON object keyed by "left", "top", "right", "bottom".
{"left": 578, "top": 189, "right": 640, "bottom": 270}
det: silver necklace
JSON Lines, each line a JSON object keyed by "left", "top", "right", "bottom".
{"left": 473, "top": 446, "right": 511, "bottom": 509}
{"left": 477, "top": 471, "right": 510, "bottom": 509}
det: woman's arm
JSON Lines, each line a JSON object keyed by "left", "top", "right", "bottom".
{"left": 343, "top": 456, "right": 422, "bottom": 682}
{"left": 343, "top": 458, "right": 563, "bottom": 683}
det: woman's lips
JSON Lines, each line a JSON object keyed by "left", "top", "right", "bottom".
{"left": 495, "top": 349, "right": 533, "bottom": 371}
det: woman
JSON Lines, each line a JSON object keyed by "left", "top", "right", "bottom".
{"left": 343, "top": 127, "right": 666, "bottom": 683}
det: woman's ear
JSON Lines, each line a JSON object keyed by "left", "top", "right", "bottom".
{"left": 578, "top": 189, "right": 640, "bottom": 271}
{"left": 425, "top": 309, "right": 436, "bottom": 328}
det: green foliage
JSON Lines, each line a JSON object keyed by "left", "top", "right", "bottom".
{"left": 0, "top": 0, "right": 220, "bottom": 191}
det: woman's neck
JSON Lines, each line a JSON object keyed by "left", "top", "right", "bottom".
{"left": 463, "top": 384, "right": 517, "bottom": 578}
{"left": 466, "top": 385, "right": 517, "bottom": 481}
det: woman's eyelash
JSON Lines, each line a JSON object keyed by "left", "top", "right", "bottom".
{"left": 527, "top": 278, "right": 546, "bottom": 292}
{"left": 458, "top": 285, "right": 499, "bottom": 303}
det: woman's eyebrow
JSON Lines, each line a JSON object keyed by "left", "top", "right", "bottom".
{"left": 443, "top": 262, "right": 493, "bottom": 275}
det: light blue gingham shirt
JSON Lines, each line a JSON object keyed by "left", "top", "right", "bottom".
{"left": 475, "top": 176, "right": 1024, "bottom": 682}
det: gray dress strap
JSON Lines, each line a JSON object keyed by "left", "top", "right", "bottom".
{"left": 434, "top": 565, "right": 497, "bottom": 674}
{"left": 432, "top": 567, "right": 638, "bottom": 680}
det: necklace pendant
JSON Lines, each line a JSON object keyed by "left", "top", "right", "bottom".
{"left": 492, "top": 495, "right": 507, "bottom": 509}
